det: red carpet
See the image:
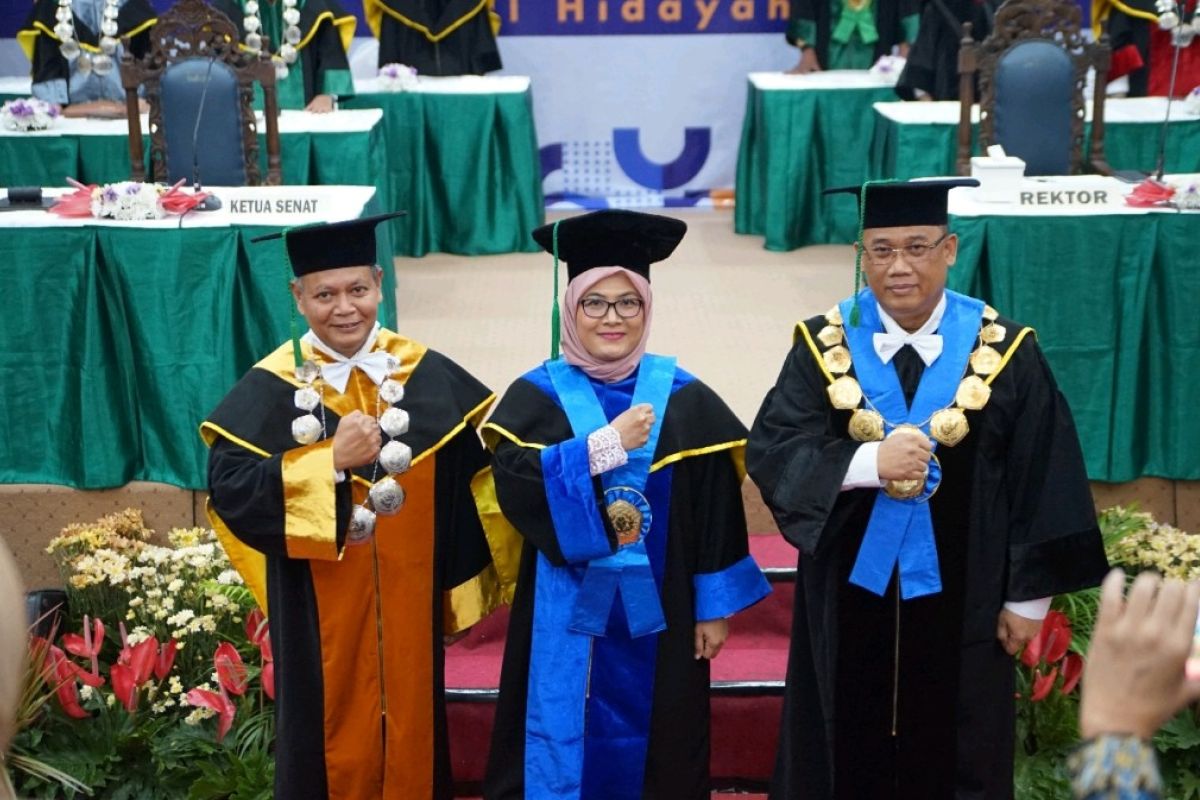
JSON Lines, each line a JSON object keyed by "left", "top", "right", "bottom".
{"left": 447, "top": 533, "right": 794, "bottom": 794}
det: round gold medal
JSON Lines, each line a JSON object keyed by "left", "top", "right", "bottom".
{"left": 848, "top": 409, "right": 885, "bottom": 442}
{"left": 955, "top": 375, "right": 992, "bottom": 410}
{"left": 817, "top": 324, "right": 844, "bottom": 348}
{"left": 825, "top": 306, "right": 844, "bottom": 326}
{"left": 980, "top": 322, "right": 1007, "bottom": 345}
{"left": 969, "top": 345, "right": 1002, "bottom": 376}
{"left": 827, "top": 376, "right": 863, "bottom": 410}
{"left": 823, "top": 345, "right": 852, "bottom": 375}
{"left": 930, "top": 408, "right": 969, "bottom": 447}
{"left": 884, "top": 477, "right": 925, "bottom": 500}
{"left": 607, "top": 500, "right": 644, "bottom": 547}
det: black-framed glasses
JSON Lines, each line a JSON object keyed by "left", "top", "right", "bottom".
{"left": 861, "top": 234, "right": 950, "bottom": 266}
{"left": 579, "top": 296, "right": 644, "bottom": 319}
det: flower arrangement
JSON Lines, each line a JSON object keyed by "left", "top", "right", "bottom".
{"left": 1155, "top": 0, "right": 1200, "bottom": 45}
{"left": 9, "top": 509, "right": 275, "bottom": 798}
{"left": 378, "top": 62, "right": 419, "bottom": 92}
{"left": 0, "top": 98, "right": 60, "bottom": 132}
{"left": 1171, "top": 179, "right": 1200, "bottom": 209}
{"left": 89, "top": 181, "right": 167, "bottom": 221}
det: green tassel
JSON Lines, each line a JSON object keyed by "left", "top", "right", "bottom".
{"left": 550, "top": 220, "right": 562, "bottom": 360}
{"left": 850, "top": 178, "right": 899, "bottom": 328}
{"left": 281, "top": 225, "right": 304, "bottom": 368}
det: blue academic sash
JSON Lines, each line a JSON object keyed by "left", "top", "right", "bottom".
{"left": 839, "top": 289, "right": 983, "bottom": 599}
{"left": 524, "top": 356, "right": 676, "bottom": 800}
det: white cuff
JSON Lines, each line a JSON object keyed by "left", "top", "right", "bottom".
{"left": 334, "top": 469, "right": 346, "bottom": 484}
{"left": 587, "top": 426, "right": 628, "bottom": 476}
{"left": 1004, "top": 597, "right": 1053, "bottom": 621}
{"left": 842, "top": 442, "right": 885, "bottom": 491}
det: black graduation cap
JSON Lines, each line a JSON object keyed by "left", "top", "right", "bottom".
{"left": 531, "top": 209, "right": 687, "bottom": 282}
{"left": 250, "top": 211, "right": 406, "bottom": 277}
{"left": 824, "top": 178, "right": 978, "bottom": 230}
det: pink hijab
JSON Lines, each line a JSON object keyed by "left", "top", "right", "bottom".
{"left": 560, "top": 266, "right": 653, "bottom": 383}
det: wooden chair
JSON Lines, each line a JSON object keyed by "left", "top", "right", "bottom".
{"left": 119, "top": 0, "right": 281, "bottom": 186}
{"left": 956, "top": 0, "right": 1112, "bottom": 176}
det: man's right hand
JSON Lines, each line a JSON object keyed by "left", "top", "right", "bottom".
{"left": 611, "top": 403, "right": 655, "bottom": 451}
{"left": 332, "top": 410, "right": 382, "bottom": 470}
{"left": 876, "top": 429, "right": 932, "bottom": 482}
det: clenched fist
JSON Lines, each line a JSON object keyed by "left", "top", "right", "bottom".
{"left": 332, "top": 410, "right": 382, "bottom": 471}
{"left": 876, "top": 427, "right": 932, "bottom": 482}
{"left": 611, "top": 403, "right": 655, "bottom": 451}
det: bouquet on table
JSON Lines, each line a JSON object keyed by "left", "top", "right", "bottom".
{"left": 378, "top": 62, "right": 419, "bottom": 92}
{"left": 0, "top": 97, "right": 61, "bottom": 132}
{"left": 49, "top": 178, "right": 208, "bottom": 219}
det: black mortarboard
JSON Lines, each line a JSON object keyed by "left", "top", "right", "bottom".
{"left": 823, "top": 178, "right": 978, "bottom": 230}
{"left": 250, "top": 211, "right": 406, "bottom": 277}
{"left": 531, "top": 209, "right": 687, "bottom": 282}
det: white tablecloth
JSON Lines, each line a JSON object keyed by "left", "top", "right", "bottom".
{"left": 0, "top": 184, "right": 377, "bottom": 228}
{"left": 353, "top": 74, "right": 531, "bottom": 95}
{"left": 749, "top": 70, "right": 899, "bottom": 92}
{"left": 947, "top": 173, "right": 1200, "bottom": 216}
{"left": 0, "top": 107, "right": 383, "bottom": 138}
{"left": 873, "top": 96, "right": 1200, "bottom": 126}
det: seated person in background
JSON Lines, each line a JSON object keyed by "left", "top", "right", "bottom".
{"left": 364, "top": 0, "right": 502, "bottom": 76}
{"left": 1069, "top": 568, "right": 1200, "bottom": 799}
{"left": 18, "top": 0, "right": 155, "bottom": 118}
{"left": 786, "top": 0, "right": 918, "bottom": 73}
{"left": 895, "top": 0, "right": 997, "bottom": 100}
{"left": 210, "top": 0, "right": 355, "bottom": 112}
{"left": 1099, "top": 0, "right": 1200, "bottom": 97}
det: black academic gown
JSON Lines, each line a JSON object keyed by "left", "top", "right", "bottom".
{"left": 210, "top": 0, "right": 355, "bottom": 107}
{"left": 203, "top": 331, "right": 499, "bottom": 800}
{"left": 18, "top": 0, "right": 156, "bottom": 102}
{"left": 369, "top": 0, "right": 502, "bottom": 76}
{"left": 787, "top": 0, "right": 916, "bottom": 71}
{"left": 482, "top": 361, "right": 770, "bottom": 800}
{"left": 747, "top": 311, "right": 1108, "bottom": 800}
{"left": 895, "top": 0, "right": 997, "bottom": 100}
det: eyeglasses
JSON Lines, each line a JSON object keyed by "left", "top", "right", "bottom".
{"left": 579, "top": 296, "right": 644, "bottom": 319}
{"left": 861, "top": 234, "right": 950, "bottom": 266}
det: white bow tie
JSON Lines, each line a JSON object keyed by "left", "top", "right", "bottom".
{"left": 317, "top": 350, "right": 395, "bottom": 393}
{"left": 872, "top": 331, "right": 943, "bottom": 367}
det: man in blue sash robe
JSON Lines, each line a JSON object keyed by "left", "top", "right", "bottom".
{"left": 482, "top": 210, "right": 770, "bottom": 800}
{"left": 747, "top": 179, "right": 1109, "bottom": 799}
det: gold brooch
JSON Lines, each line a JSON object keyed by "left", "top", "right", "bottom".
{"left": 607, "top": 500, "right": 644, "bottom": 547}
{"left": 817, "top": 324, "right": 844, "bottom": 348}
{"left": 823, "top": 346, "right": 852, "bottom": 375}
{"left": 827, "top": 376, "right": 863, "bottom": 409}
{"left": 969, "top": 345, "right": 1002, "bottom": 376}
{"left": 825, "top": 306, "right": 843, "bottom": 327}
{"left": 980, "top": 322, "right": 1007, "bottom": 344}
{"left": 955, "top": 375, "right": 992, "bottom": 410}
{"left": 849, "top": 408, "right": 885, "bottom": 442}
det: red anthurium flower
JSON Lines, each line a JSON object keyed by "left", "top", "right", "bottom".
{"left": 46, "top": 646, "right": 90, "bottom": 719}
{"left": 155, "top": 639, "right": 178, "bottom": 682}
{"left": 1021, "top": 611, "right": 1069, "bottom": 668}
{"left": 111, "top": 663, "right": 138, "bottom": 712}
{"left": 261, "top": 661, "right": 275, "bottom": 701}
{"left": 61, "top": 615, "right": 105, "bottom": 676}
{"left": 1043, "top": 622, "right": 1072, "bottom": 665}
{"left": 125, "top": 637, "right": 158, "bottom": 685}
{"left": 185, "top": 687, "right": 236, "bottom": 742}
{"left": 1030, "top": 666, "right": 1059, "bottom": 702}
{"left": 214, "top": 642, "right": 249, "bottom": 696}
{"left": 1060, "top": 653, "right": 1084, "bottom": 695}
{"left": 245, "top": 608, "right": 268, "bottom": 648}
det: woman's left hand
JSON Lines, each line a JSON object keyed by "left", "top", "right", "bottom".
{"left": 694, "top": 618, "right": 729, "bottom": 660}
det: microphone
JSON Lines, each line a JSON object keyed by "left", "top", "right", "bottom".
{"left": 190, "top": 54, "right": 222, "bottom": 211}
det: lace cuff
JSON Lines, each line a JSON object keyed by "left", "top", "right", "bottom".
{"left": 1067, "top": 734, "right": 1161, "bottom": 799}
{"left": 587, "top": 426, "right": 628, "bottom": 476}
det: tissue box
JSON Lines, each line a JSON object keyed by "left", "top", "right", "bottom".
{"left": 970, "top": 156, "right": 1026, "bottom": 203}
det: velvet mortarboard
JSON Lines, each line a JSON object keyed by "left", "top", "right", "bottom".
{"left": 824, "top": 178, "right": 978, "bottom": 230}
{"left": 250, "top": 211, "right": 406, "bottom": 277}
{"left": 531, "top": 209, "right": 687, "bottom": 282}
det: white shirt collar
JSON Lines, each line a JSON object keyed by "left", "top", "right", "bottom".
{"left": 877, "top": 293, "right": 946, "bottom": 338}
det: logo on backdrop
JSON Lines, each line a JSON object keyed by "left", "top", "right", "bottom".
{"left": 492, "top": 0, "right": 791, "bottom": 35}
{"left": 541, "top": 127, "right": 713, "bottom": 208}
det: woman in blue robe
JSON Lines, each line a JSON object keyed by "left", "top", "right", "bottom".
{"left": 481, "top": 209, "right": 770, "bottom": 800}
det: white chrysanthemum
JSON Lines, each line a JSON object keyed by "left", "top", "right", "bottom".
{"left": 185, "top": 707, "right": 215, "bottom": 725}
{"left": 166, "top": 609, "right": 195, "bottom": 627}
{"left": 169, "top": 676, "right": 184, "bottom": 694}
{"left": 80, "top": 685, "right": 96, "bottom": 701}
{"left": 217, "top": 569, "right": 243, "bottom": 585}
{"left": 166, "top": 578, "right": 184, "bottom": 593}
{"left": 126, "top": 629, "right": 152, "bottom": 646}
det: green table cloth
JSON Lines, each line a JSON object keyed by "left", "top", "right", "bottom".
{"left": 0, "top": 186, "right": 392, "bottom": 490}
{"left": 946, "top": 178, "right": 1200, "bottom": 481}
{"left": 0, "top": 108, "right": 383, "bottom": 191}
{"left": 342, "top": 76, "right": 544, "bottom": 257}
{"left": 870, "top": 97, "right": 1200, "bottom": 181}
{"left": 735, "top": 71, "right": 901, "bottom": 251}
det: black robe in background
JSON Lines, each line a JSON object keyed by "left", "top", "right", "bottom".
{"left": 895, "top": 0, "right": 997, "bottom": 100}
{"left": 368, "top": 0, "right": 502, "bottom": 76}
{"left": 787, "top": 0, "right": 917, "bottom": 72}
{"left": 747, "top": 311, "right": 1108, "bottom": 800}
